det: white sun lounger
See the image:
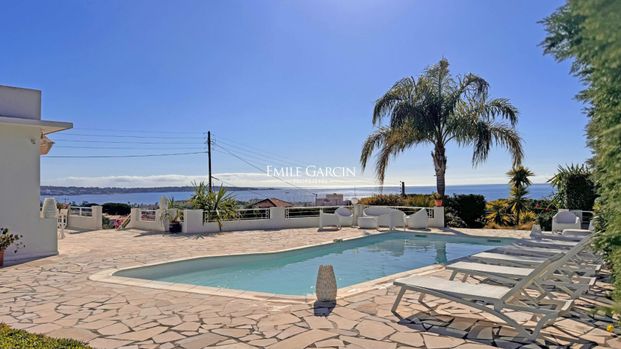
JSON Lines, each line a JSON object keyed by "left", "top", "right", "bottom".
{"left": 446, "top": 260, "right": 595, "bottom": 300}
{"left": 495, "top": 244, "right": 566, "bottom": 257}
{"left": 392, "top": 254, "right": 571, "bottom": 340}
{"left": 515, "top": 238, "right": 578, "bottom": 250}
{"left": 448, "top": 237, "right": 596, "bottom": 296}
{"left": 471, "top": 252, "right": 548, "bottom": 267}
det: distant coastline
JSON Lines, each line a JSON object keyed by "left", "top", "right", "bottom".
{"left": 40, "top": 185, "right": 272, "bottom": 196}
{"left": 42, "top": 183, "right": 555, "bottom": 205}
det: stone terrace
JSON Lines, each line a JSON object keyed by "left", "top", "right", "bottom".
{"left": 0, "top": 227, "right": 619, "bottom": 349}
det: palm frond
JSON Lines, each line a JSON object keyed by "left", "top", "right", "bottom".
{"left": 472, "top": 122, "right": 523, "bottom": 167}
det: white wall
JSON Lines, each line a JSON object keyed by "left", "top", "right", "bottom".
{"left": 127, "top": 208, "right": 166, "bottom": 231}
{"left": 0, "top": 86, "right": 41, "bottom": 120}
{"left": 0, "top": 124, "right": 57, "bottom": 262}
{"left": 66, "top": 206, "right": 103, "bottom": 231}
{"left": 175, "top": 206, "right": 444, "bottom": 234}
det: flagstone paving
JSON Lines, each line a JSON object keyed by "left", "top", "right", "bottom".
{"left": 0, "top": 227, "right": 619, "bottom": 348}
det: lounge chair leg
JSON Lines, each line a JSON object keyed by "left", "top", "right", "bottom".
{"left": 391, "top": 287, "right": 407, "bottom": 316}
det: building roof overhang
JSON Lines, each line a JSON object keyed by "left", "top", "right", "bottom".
{"left": 0, "top": 115, "right": 73, "bottom": 135}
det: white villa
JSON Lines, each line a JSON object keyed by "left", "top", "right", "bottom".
{"left": 0, "top": 85, "right": 72, "bottom": 263}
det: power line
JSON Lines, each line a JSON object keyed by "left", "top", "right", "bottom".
{"left": 212, "top": 143, "right": 316, "bottom": 197}
{"left": 45, "top": 151, "right": 207, "bottom": 159}
{"left": 213, "top": 136, "right": 307, "bottom": 168}
{"left": 213, "top": 138, "right": 306, "bottom": 169}
{"left": 60, "top": 133, "right": 205, "bottom": 139}
{"left": 52, "top": 139, "right": 203, "bottom": 145}
{"left": 55, "top": 145, "right": 206, "bottom": 150}
{"left": 71, "top": 127, "right": 205, "bottom": 135}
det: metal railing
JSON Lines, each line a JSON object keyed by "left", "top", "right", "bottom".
{"left": 203, "top": 208, "right": 271, "bottom": 223}
{"left": 69, "top": 206, "right": 92, "bottom": 217}
{"left": 285, "top": 206, "right": 351, "bottom": 219}
{"left": 140, "top": 210, "right": 157, "bottom": 222}
{"left": 236, "top": 208, "right": 270, "bottom": 221}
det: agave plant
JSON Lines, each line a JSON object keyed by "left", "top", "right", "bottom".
{"left": 360, "top": 58, "right": 523, "bottom": 196}
{"left": 190, "top": 182, "right": 239, "bottom": 231}
{"left": 486, "top": 200, "right": 511, "bottom": 226}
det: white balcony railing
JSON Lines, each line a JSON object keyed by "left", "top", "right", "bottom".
{"left": 285, "top": 206, "right": 352, "bottom": 219}
{"left": 69, "top": 206, "right": 93, "bottom": 217}
{"left": 203, "top": 208, "right": 271, "bottom": 222}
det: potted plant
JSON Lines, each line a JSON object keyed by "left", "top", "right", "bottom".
{"left": 160, "top": 197, "right": 182, "bottom": 233}
{"left": 0, "top": 228, "right": 24, "bottom": 267}
{"left": 432, "top": 192, "right": 444, "bottom": 207}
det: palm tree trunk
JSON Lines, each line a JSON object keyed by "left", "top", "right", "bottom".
{"left": 432, "top": 143, "right": 447, "bottom": 197}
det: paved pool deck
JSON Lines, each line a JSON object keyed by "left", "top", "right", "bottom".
{"left": 0, "top": 227, "right": 619, "bottom": 349}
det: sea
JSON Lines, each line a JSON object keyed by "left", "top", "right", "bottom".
{"left": 47, "top": 183, "right": 555, "bottom": 205}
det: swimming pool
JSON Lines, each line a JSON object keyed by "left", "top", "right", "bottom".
{"left": 115, "top": 232, "right": 511, "bottom": 296}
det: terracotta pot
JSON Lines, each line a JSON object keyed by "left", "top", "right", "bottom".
{"left": 434, "top": 199, "right": 443, "bottom": 207}
{"left": 40, "top": 135, "right": 54, "bottom": 155}
{"left": 0, "top": 250, "right": 4, "bottom": 267}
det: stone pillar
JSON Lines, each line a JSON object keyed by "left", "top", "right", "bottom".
{"left": 91, "top": 206, "right": 103, "bottom": 230}
{"left": 128, "top": 208, "right": 139, "bottom": 229}
{"left": 269, "top": 207, "right": 285, "bottom": 229}
{"left": 183, "top": 209, "right": 204, "bottom": 233}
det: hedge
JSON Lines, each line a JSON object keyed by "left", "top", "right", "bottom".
{"left": 0, "top": 323, "right": 92, "bottom": 349}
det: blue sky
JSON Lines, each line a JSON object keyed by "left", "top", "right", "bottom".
{"left": 0, "top": 0, "right": 589, "bottom": 188}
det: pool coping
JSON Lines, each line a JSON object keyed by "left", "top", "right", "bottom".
{"left": 89, "top": 229, "right": 510, "bottom": 303}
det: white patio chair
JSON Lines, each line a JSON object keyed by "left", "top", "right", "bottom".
{"left": 335, "top": 207, "right": 353, "bottom": 227}
{"left": 391, "top": 254, "right": 571, "bottom": 340}
{"left": 319, "top": 210, "right": 340, "bottom": 230}
{"left": 405, "top": 208, "right": 428, "bottom": 230}
{"left": 389, "top": 209, "right": 406, "bottom": 230}
{"left": 552, "top": 211, "right": 580, "bottom": 232}
{"left": 362, "top": 206, "right": 393, "bottom": 227}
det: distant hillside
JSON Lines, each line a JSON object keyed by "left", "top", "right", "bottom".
{"left": 40, "top": 186, "right": 270, "bottom": 196}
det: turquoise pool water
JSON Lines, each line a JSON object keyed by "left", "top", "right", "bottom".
{"left": 116, "top": 232, "right": 510, "bottom": 295}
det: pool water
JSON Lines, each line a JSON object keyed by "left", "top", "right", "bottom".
{"left": 116, "top": 232, "right": 510, "bottom": 295}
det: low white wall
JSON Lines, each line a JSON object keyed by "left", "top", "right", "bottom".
{"left": 176, "top": 205, "right": 445, "bottom": 234}
{"left": 66, "top": 206, "right": 103, "bottom": 231}
{"left": 127, "top": 208, "right": 166, "bottom": 231}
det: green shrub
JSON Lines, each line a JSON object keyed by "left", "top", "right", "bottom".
{"left": 549, "top": 164, "right": 597, "bottom": 210}
{"left": 543, "top": 0, "right": 621, "bottom": 307}
{"left": 358, "top": 194, "right": 404, "bottom": 206}
{"left": 101, "top": 202, "right": 131, "bottom": 216}
{"left": 358, "top": 194, "right": 433, "bottom": 207}
{"left": 444, "top": 194, "right": 486, "bottom": 228}
{"left": 403, "top": 194, "right": 434, "bottom": 207}
{"left": 445, "top": 207, "right": 467, "bottom": 228}
{"left": 0, "top": 323, "right": 91, "bottom": 349}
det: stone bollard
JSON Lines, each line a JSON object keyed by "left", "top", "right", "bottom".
{"left": 41, "top": 198, "right": 57, "bottom": 219}
{"left": 315, "top": 265, "right": 337, "bottom": 303}
{"left": 530, "top": 224, "right": 543, "bottom": 240}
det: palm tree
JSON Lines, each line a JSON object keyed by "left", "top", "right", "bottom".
{"left": 506, "top": 165, "right": 534, "bottom": 226}
{"left": 360, "top": 59, "right": 523, "bottom": 196}
{"left": 507, "top": 165, "right": 534, "bottom": 189}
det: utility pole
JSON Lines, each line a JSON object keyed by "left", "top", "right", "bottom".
{"left": 207, "top": 131, "right": 212, "bottom": 192}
